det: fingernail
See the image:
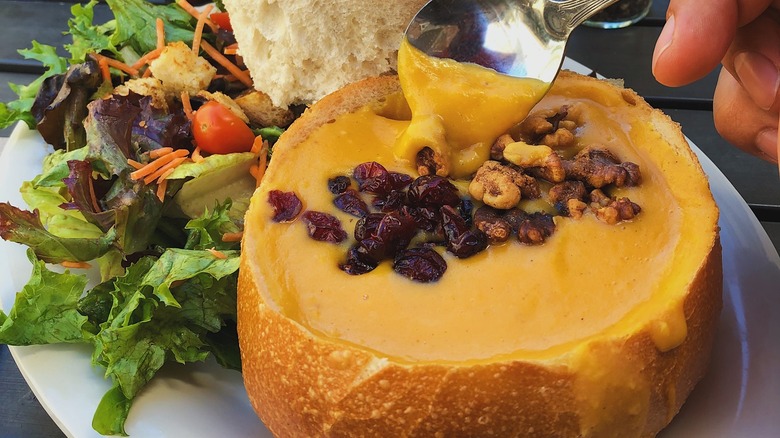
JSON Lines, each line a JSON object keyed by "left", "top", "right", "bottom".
{"left": 756, "top": 128, "right": 779, "bottom": 161}
{"left": 734, "top": 51, "right": 780, "bottom": 110}
{"left": 652, "top": 15, "right": 675, "bottom": 73}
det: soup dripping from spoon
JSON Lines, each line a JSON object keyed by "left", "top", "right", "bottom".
{"left": 404, "top": 0, "right": 621, "bottom": 84}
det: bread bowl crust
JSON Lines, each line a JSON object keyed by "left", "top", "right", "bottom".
{"left": 238, "top": 72, "right": 723, "bottom": 437}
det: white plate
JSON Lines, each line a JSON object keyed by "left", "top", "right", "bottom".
{"left": 2, "top": 59, "right": 780, "bottom": 437}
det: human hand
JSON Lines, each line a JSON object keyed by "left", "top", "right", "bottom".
{"left": 652, "top": 0, "right": 780, "bottom": 164}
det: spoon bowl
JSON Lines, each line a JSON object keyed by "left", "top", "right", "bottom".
{"left": 405, "top": 0, "right": 620, "bottom": 84}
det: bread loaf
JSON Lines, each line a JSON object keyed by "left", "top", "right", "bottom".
{"left": 222, "top": 0, "right": 429, "bottom": 108}
{"left": 238, "top": 71, "right": 723, "bottom": 437}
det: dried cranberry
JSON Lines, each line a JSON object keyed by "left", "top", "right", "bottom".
{"left": 354, "top": 213, "right": 384, "bottom": 241}
{"left": 393, "top": 248, "right": 447, "bottom": 283}
{"left": 458, "top": 198, "right": 474, "bottom": 228}
{"left": 372, "top": 190, "right": 406, "bottom": 212}
{"left": 447, "top": 229, "right": 488, "bottom": 258}
{"left": 389, "top": 172, "right": 414, "bottom": 191}
{"left": 376, "top": 210, "right": 418, "bottom": 253}
{"left": 333, "top": 189, "right": 369, "bottom": 217}
{"left": 301, "top": 211, "right": 347, "bottom": 243}
{"left": 327, "top": 175, "right": 352, "bottom": 194}
{"left": 354, "top": 236, "right": 388, "bottom": 263}
{"left": 407, "top": 206, "right": 441, "bottom": 233}
{"left": 267, "top": 190, "right": 302, "bottom": 222}
{"left": 407, "top": 175, "right": 461, "bottom": 208}
{"left": 441, "top": 205, "right": 487, "bottom": 258}
{"left": 340, "top": 246, "right": 379, "bottom": 275}
{"left": 353, "top": 161, "right": 392, "bottom": 195}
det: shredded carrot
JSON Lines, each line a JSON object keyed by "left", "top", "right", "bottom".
{"left": 91, "top": 53, "right": 139, "bottom": 77}
{"left": 156, "top": 18, "right": 166, "bottom": 49}
{"left": 200, "top": 41, "right": 253, "bottom": 88}
{"left": 156, "top": 178, "right": 168, "bottom": 202}
{"left": 250, "top": 136, "right": 264, "bottom": 155}
{"left": 62, "top": 261, "right": 92, "bottom": 269}
{"left": 248, "top": 164, "right": 259, "bottom": 179}
{"left": 223, "top": 43, "right": 239, "bottom": 56}
{"left": 192, "top": 146, "right": 204, "bottom": 162}
{"left": 207, "top": 248, "right": 228, "bottom": 259}
{"left": 97, "top": 57, "right": 111, "bottom": 82}
{"left": 142, "top": 67, "right": 153, "bottom": 78}
{"left": 159, "top": 168, "right": 176, "bottom": 181}
{"left": 150, "top": 147, "right": 174, "bottom": 159}
{"left": 127, "top": 159, "right": 145, "bottom": 170}
{"left": 130, "top": 47, "right": 164, "bottom": 69}
{"left": 181, "top": 91, "right": 194, "bottom": 120}
{"left": 130, "top": 149, "right": 189, "bottom": 181}
{"left": 192, "top": 4, "right": 214, "bottom": 55}
{"left": 222, "top": 232, "right": 244, "bottom": 242}
{"left": 143, "top": 156, "right": 187, "bottom": 184}
{"left": 176, "top": 0, "right": 217, "bottom": 32}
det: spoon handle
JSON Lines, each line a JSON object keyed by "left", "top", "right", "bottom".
{"left": 544, "top": 0, "right": 621, "bottom": 38}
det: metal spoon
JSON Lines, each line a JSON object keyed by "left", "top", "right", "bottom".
{"left": 405, "top": 0, "right": 620, "bottom": 83}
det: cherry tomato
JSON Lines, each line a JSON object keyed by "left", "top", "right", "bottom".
{"left": 210, "top": 12, "right": 233, "bottom": 32}
{"left": 192, "top": 101, "right": 255, "bottom": 154}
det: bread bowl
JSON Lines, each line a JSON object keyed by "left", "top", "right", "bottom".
{"left": 237, "top": 67, "right": 722, "bottom": 436}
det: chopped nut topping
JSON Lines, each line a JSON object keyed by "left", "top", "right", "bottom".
{"left": 503, "top": 141, "right": 553, "bottom": 168}
{"left": 474, "top": 205, "right": 512, "bottom": 243}
{"left": 517, "top": 104, "right": 581, "bottom": 148}
{"left": 589, "top": 189, "right": 641, "bottom": 224}
{"left": 503, "top": 141, "right": 566, "bottom": 183}
{"left": 516, "top": 212, "right": 556, "bottom": 245}
{"left": 549, "top": 181, "right": 587, "bottom": 216}
{"left": 491, "top": 134, "right": 515, "bottom": 161}
{"left": 416, "top": 147, "right": 447, "bottom": 176}
{"left": 469, "top": 161, "right": 539, "bottom": 209}
{"left": 563, "top": 147, "right": 642, "bottom": 188}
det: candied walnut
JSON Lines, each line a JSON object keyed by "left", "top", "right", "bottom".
{"left": 503, "top": 141, "right": 566, "bottom": 183}
{"left": 490, "top": 134, "right": 515, "bottom": 161}
{"left": 473, "top": 205, "right": 512, "bottom": 243}
{"left": 540, "top": 127, "right": 576, "bottom": 149}
{"left": 563, "top": 147, "right": 642, "bottom": 188}
{"left": 516, "top": 212, "right": 556, "bottom": 245}
{"left": 469, "top": 161, "right": 539, "bottom": 209}
{"left": 416, "top": 147, "right": 447, "bottom": 176}
{"left": 549, "top": 181, "right": 587, "bottom": 216}
{"left": 517, "top": 105, "right": 581, "bottom": 148}
{"left": 566, "top": 199, "right": 588, "bottom": 219}
{"left": 589, "top": 189, "right": 641, "bottom": 224}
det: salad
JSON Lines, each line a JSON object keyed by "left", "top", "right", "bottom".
{"left": 0, "top": 0, "right": 290, "bottom": 435}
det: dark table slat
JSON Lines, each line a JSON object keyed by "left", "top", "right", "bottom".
{"left": 0, "top": 345, "right": 64, "bottom": 438}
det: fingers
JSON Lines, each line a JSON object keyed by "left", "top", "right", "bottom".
{"left": 721, "top": 9, "right": 780, "bottom": 112}
{"left": 713, "top": 68, "right": 779, "bottom": 162}
{"left": 653, "top": 0, "right": 739, "bottom": 86}
{"left": 652, "top": 0, "right": 777, "bottom": 87}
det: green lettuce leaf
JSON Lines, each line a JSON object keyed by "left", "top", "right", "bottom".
{"left": 142, "top": 248, "right": 239, "bottom": 307}
{"left": 93, "top": 384, "right": 132, "bottom": 437}
{"left": 184, "top": 200, "right": 242, "bottom": 251}
{"left": 0, "top": 42, "right": 68, "bottom": 130}
{"left": 66, "top": 0, "right": 120, "bottom": 63}
{"left": 0, "top": 249, "right": 93, "bottom": 345}
{"left": 88, "top": 248, "right": 240, "bottom": 434}
{"left": 106, "top": 0, "right": 196, "bottom": 56}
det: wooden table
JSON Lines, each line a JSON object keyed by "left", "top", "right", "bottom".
{"left": 0, "top": 1, "right": 778, "bottom": 437}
